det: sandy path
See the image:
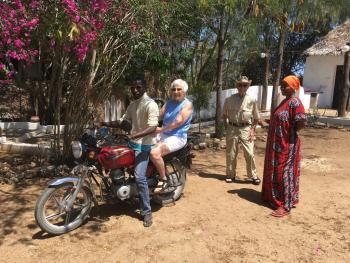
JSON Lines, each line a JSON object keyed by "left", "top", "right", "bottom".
{"left": 0, "top": 127, "right": 350, "bottom": 262}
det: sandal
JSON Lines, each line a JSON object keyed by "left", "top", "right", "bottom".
{"left": 252, "top": 177, "right": 261, "bottom": 185}
{"left": 154, "top": 179, "right": 169, "bottom": 193}
{"left": 271, "top": 207, "right": 290, "bottom": 217}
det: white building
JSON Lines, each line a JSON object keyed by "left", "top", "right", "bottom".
{"left": 303, "top": 19, "right": 350, "bottom": 109}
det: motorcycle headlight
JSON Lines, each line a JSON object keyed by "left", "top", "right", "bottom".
{"left": 71, "top": 141, "right": 83, "bottom": 159}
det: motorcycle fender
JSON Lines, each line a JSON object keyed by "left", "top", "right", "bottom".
{"left": 47, "top": 177, "right": 80, "bottom": 188}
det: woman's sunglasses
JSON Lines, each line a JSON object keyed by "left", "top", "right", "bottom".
{"left": 171, "top": 87, "right": 183, "bottom": 92}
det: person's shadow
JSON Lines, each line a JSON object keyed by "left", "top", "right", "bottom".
{"left": 228, "top": 188, "right": 270, "bottom": 208}
{"left": 32, "top": 201, "right": 163, "bottom": 239}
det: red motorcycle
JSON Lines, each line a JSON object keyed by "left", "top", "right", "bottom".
{"left": 35, "top": 132, "right": 193, "bottom": 235}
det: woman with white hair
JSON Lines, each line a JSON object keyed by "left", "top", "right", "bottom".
{"left": 150, "top": 79, "right": 193, "bottom": 193}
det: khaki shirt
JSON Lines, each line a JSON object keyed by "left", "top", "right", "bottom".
{"left": 122, "top": 93, "right": 159, "bottom": 145}
{"left": 223, "top": 93, "right": 260, "bottom": 125}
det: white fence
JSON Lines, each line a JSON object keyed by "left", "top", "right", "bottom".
{"left": 190, "top": 85, "right": 311, "bottom": 120}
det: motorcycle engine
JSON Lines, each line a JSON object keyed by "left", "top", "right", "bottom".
{"left": 115, "top": 185, "right": 131, "bottom": 200}
{"left": 110, "top": 169, "right": 135, "bottom": 200}
{"left": 110, "top": 169, "right": 124, "bottom": 184}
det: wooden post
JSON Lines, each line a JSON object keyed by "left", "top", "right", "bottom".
{"left": 215, "top": 11, "right": 225, "bottom": 138}
{"left": 261, "top": 51, "right": 269, "bottom": 111}
{"left": 271, "top": 30, "right": 286, "bottom": 112}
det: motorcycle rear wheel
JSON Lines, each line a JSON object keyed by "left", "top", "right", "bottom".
{"left": 35, "top": 184, "right": 92, "bottom": 235}
{"left": 152, "top": 159, "right": 186, "bottom": 205}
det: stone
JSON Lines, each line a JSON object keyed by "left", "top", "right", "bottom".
{"left": 46, "top": 165, "right": 56, "bottom": 171}
{"left": 213, "top": 139, "right": 221, "bottom": 149}
{"left": 56, "top": 165, "right": 70, "bottom": 176}
{"left": 213, "top": 138, "right": 220, "bottom": 143}
{"left": 0, "top": 162, "right": 11, "bottom": 172}
{"left": 16, "top": 164, "right": 27, "bottom": 172}
{"left": 199, "top": 142, "right": 206, "bottom": 149}
{"left": 206, "top": 141, "right": 213, "bottom": 148}
{"left": 17, "top": 173, "right": 25, "bottom": 180}
{"left": 193, "top": 145, "right": 200, "bottom": 150}
{"left": 0, "top": 136, "right": 6, "bottom": 144}
{"left": 25, "top": 173, "right": 35, "bottom": 179}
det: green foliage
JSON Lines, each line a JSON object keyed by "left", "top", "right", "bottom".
{"left": 126, "top": 0, "right": 202, "bottom": 79}
{"left": 189, "top": 82, "right": 211, "bottom": 114}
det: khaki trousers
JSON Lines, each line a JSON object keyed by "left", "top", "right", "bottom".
{"left": 225, "top": 125, "right": 257, "bottom": 179}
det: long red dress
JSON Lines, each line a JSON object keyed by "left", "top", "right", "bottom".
{"left": 262, "top": 97, "right": 306, "bottom": 211}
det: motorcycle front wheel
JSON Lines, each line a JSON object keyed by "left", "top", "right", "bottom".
{"left": 152, "top": 159, "right": 186, "bottom": 205}
{"left": 35, "top": 184, "right": 92, "bottom": 235}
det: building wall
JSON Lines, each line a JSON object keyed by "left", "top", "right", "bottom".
{"left": 303, "top": 55, "right": 344, "bottom": 108}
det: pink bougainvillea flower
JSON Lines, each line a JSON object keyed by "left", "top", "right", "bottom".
{"left": 0, "top": 80, "right": 13, "bottom": 84}
{"left": 0, "top": 64, "right": 5, "bottom": 71}
{"left": 9, "top": 10, "right": 17, "bottom": 18}
{"left": 14, "top": 39, "right": 25, "bottom": 48}
{"left": 13, "top": 27, "right": 22, "bottom": 34}
{"left": 49, "top": 39, "right": 56, "bottom": 48}
{"left": 64, "top": 45, "right": 71, "bottom": 53}
{"left": 26, "top": 18, "right": 39, "bottom": 28}
{"left": 30, "top": 0, "right": 38, "bottom": 9}
{"left": 73, "top": 15, "right": 80, "bottom": 23}
{"left": 7, "top": 50, "right": 19, "bottom": 60}
{"left": 7, "top": 71, "right": 15, "bottom": 78}
{"left": 130, "top": 23, "right": 137, "bottom": 32}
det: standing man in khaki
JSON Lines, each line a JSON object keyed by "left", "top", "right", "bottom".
{"left": 223, "top": 76, "right": 261, "bottom": 185}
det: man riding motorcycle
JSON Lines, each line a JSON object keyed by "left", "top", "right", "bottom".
{"left": 101, "top": 79, "right": 159, "bottom": 227}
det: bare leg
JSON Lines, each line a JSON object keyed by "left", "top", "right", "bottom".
{"left": 150, "top": 142, "right": 171, "bottom": 181}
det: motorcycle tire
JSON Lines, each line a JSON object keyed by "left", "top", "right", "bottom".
{"left": 152, "top": 159, "right": 186, "bottom": 205}
{"left": 35, "top": 185, "right": 92, "bottom": 235}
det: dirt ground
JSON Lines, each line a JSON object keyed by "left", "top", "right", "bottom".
{"left": 0, "top": 127, "right": 350, "bottom": 263}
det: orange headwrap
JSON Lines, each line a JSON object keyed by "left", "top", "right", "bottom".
{"left": 282, "top": 75, "right": 300, "bottom": 91}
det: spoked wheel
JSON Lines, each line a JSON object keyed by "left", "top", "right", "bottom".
{"left": 35, "top": 184, "right": 92, "bottom": 235}
{"left": 152, "top": 159, "right": 187, "bottom": 205}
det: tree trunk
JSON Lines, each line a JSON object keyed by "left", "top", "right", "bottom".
{"left": 271, "top": 30, "right": 287, "bottom": 112}
{"left": 338, "top": 50, "right": 350, "bottom": 117}
{"left": 261, "top": 50, "right": 269, "bottom": 111}
{"left": 215, "top": 12, "right": 225, "bottom": 138}
{"left": 198, "top": 109, "right": 201, "bottom": 133}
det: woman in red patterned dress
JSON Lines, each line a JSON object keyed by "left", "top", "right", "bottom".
{"left": 262, "top": 75, "right": 307, "bottom": 217}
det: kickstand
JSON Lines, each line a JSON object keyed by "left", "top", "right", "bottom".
{"left": 90, "top": 201, "right": 110, "bottom": 222}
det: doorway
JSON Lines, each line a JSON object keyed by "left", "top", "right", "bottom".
{"left": 332, "top": 65, "right": 350, "bottom": 109}
{"left": 332, "top": 65, "right": 343, "bottom": 109}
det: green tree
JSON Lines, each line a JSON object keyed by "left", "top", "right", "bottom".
{"left": 244, "top": 0, "right": 350, "bottom": 111}
{"left": 189, "top": 81, "right": 211, "bottom": 133}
